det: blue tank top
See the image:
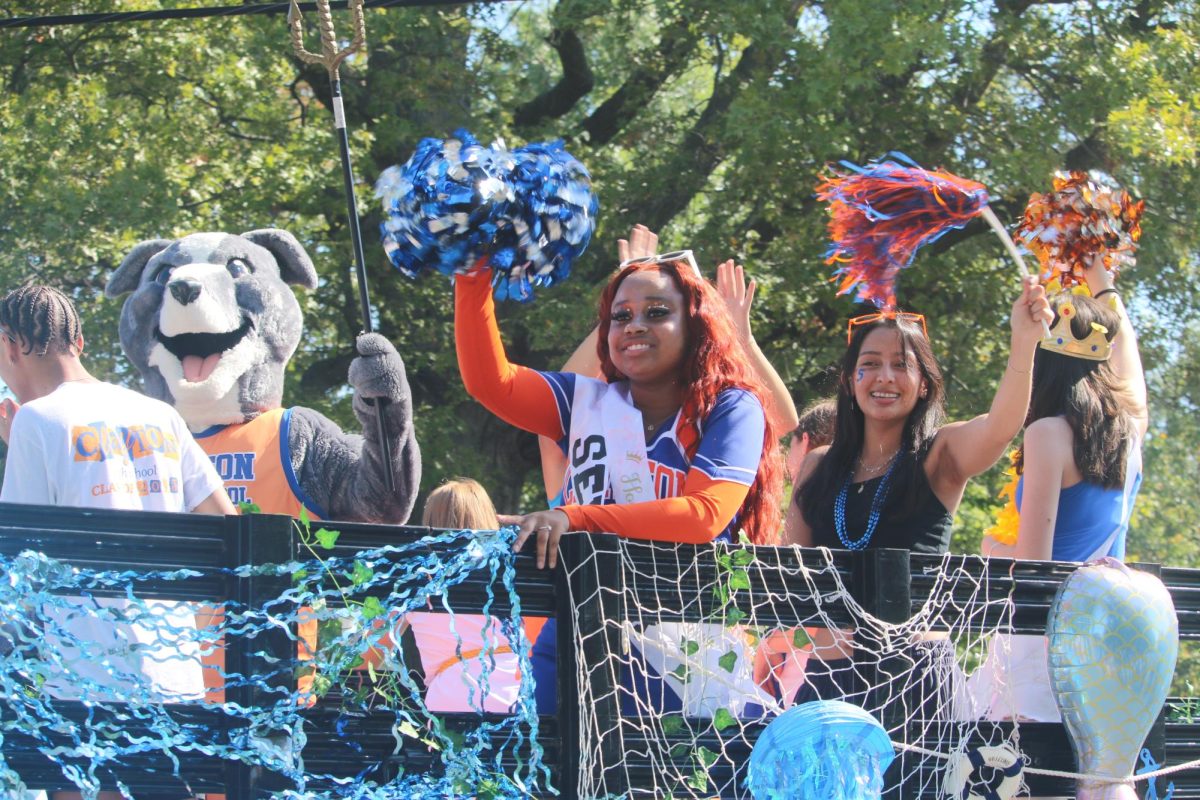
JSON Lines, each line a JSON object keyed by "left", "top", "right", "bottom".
{"left": 1015, "top": 443, "right": 1142, "bottom": 562}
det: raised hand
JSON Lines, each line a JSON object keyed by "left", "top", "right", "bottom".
{"left": 1080, "top": 252, "right": 1116, "bottom": 295}
{"left": 348, "top": 333, "right": 409, "bottom": 402}
{"left": 716, "top": 260, "right": 756, "bottom": 345}
{"left": 1010, "top": 276, "right": 1053, "bottom": 349}
{"left": 617, "top": 224, "right": 659, "bottom": 265}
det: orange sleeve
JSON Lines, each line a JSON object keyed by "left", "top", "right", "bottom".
{"left": 559, "top": 471, "right": 750, "bottom": 544}
{"left": 454, "top": 270, "right": 565, "bottom": 440}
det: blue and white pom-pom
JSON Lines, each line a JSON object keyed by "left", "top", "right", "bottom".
{"left": 376, "top": 130, "right": 598, "bottom": 302}
{"left": 375, "top": 129, "right": 510, "bottom": 279}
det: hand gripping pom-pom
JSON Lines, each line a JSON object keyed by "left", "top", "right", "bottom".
{"left": 376, "top": 131, "right": 598, "bottom": 302}
{"left": 817, "top": 152, "right": 990, "bottom": 309}
{"left": 746, "top": 700, "right": 895, "bottom": 800}
{"left": 1015, "top": 171, "right": 1144, "bottom": 290}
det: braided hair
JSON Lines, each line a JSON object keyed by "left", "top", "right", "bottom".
{"left": 0, "top": 285, "right": 83, "bottom": 357}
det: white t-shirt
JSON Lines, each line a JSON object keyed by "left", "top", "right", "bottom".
{"left": 1, "top": 381, "right": 226, "bottom": 704}
{"left": 1, "top": 381, "right": 224, "bottom": 510}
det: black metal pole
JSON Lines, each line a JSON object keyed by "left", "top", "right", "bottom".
{"left": 328, "top": 75, "right": 396, "bottom": 493}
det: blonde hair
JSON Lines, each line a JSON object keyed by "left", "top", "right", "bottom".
{"left": 421, "top": 478, "right": 500, "bottom": 529}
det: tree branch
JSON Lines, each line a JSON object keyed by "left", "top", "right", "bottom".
{"left": 1064, "top": 129, "right": 1111, "bottom": 172}
{"left": 579, "top": 16, "right": 700, "bottom": 145}
{"left": 513, "top": 28, "right": 594, "bottom": 128}
{"left": 621, "top": 4, "right": 802, "bottom": 234}
{"left": 948, "top": 0, "right": 1084, "bottom": 112}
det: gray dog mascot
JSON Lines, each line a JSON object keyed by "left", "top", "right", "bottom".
{"left": 106, "top": 228, "right": 420, "bottom": 523}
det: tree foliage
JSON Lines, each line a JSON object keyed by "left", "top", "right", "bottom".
{"left": 0, "top": 0, "right": 1196, "bottom": 559}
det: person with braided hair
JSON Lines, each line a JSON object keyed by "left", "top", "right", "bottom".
{"left": 0, "top": 286, "right": 233, "bottom": 800}
{"left": 0, "top": 284, "right": 232, "bottom": 513}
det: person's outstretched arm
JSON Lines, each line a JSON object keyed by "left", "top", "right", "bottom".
{"left": 931, "top": 278, "right": 1052, "bottom": 492}
{"left": 455, "top": 269, "right": 566, "bottom": 440}
{"left": 1083, "top": 257, "right": 1149, "bottom": 438}
{"left": 513, "top": 390, "right": 766, "bottom": 567}
{"left": 716, "top": 261, "right": 799, "bottom": 434}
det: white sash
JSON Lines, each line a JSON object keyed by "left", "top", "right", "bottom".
{"left": 566, "top": 381, "right": 769, "bottom": 719}
{"left": 566, "top": 379, "right": 655, "bottom": 506}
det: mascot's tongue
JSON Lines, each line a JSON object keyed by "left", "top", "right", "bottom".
{"left": 182, "top": 353, "right": 222, "bottom": 383}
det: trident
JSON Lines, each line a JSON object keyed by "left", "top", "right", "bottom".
{"left": 288, "top": 0, "right": 394, "bottom": 492}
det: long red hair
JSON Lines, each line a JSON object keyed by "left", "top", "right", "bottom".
{"left": 596, "top": 261, "right": 784, "bottom": 544}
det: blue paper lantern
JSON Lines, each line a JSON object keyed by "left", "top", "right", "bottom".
{"left": 746, "top": 700, "right": 894, "bottom": 800}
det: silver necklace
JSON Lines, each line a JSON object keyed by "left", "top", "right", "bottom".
{"left": 856, "top": 450, "right": 900, "bottom": 492}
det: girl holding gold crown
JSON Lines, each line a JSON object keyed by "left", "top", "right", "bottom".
{"left": 973, "top": 255, "right": 1148, "bottom": 723}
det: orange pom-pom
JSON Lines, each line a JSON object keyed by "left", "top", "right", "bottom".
{"left": 983, "top": 450, "right": 1021, "bottom": 547}
{"left": 1015, "top": 172, "right": 1144, "bottom": 289}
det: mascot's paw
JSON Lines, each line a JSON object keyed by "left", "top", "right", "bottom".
{"left": 348, "top": 333, "right": 409, "bottom": 402}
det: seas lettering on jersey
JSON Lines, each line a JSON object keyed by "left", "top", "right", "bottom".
{"left": 72, "top": 422, "right": 181, "bottom": 464}
{"left": 570, "top": 433, "right": 608, "bottom": 506}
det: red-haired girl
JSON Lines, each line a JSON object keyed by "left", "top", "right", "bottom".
{"left": 456, "top": 260, "right": 783, "bottom": 555}
{"left": 454, "top": 238, "right": 783, "bottom": 713}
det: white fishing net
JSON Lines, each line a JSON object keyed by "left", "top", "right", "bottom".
{"left": 560, "top": 537, "right": 1030, "bottom": 799}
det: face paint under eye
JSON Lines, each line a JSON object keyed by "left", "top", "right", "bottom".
{"left": 856, "top": 368, "right": 866, "bottom": 383}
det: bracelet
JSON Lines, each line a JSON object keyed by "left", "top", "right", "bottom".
{"left": 1007, "top": 359, "right": 1032, "bottom": 375}
{"left": 1093, "top": 288, "right": 1119, "bottom": 300}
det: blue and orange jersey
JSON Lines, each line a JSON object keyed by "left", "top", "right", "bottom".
{"left": 455, "top": 271, "right": 765, "bottom": 543}
{"left": 193, "top": 407, "right": 324, "bottom": 518}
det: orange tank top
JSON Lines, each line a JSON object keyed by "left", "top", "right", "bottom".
{"left": 194, "top": 408, "right": 323, "bottom": 518}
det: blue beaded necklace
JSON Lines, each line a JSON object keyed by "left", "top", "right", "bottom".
{"left": 834, "top": 452, "right": 901, "bottom": 550}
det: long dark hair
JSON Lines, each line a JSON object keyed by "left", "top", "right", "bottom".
{"left": 1016, "top": 295, "right": 1133, "bottom": 489}
{"left": 797, "top": 316, "right": 945, "bottom": 526}
{"left": 596, "top": 260, "right": 784, "bottom": 544}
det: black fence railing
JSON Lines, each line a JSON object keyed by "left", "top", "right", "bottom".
{"left": 1, "top": 501, "right": 1197, "bottom": 798}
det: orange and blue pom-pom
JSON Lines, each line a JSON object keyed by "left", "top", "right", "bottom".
{"left": 376, "top": 131, "right": 597, "bottom": 302}
{"left": 817, "top": 152, "right": 990, "bottom": 309}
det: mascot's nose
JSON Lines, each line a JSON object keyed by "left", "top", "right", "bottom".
{"left": 169, "top": 278, "right": 203, "bottom": 306}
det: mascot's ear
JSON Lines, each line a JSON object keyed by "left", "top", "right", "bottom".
{"left": 242, "top": 229, "right": 319, "bottom": 290}
{"left": 107, "top": 238, "right": 172, "bottom": 298}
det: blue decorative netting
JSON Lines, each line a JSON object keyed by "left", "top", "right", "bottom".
{"left": 0, "top": 526, "right": 547, "bottom": 798}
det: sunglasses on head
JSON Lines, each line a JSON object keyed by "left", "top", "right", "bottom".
{"left": 847, "top": 311, "right": 928, "bottom": 344}
{"left": 619, "top": 250, "right": 702, "bottom": 278}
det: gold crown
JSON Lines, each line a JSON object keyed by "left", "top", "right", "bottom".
{"left": 1039, "top": 301, "right": 1112, "bottom": 361}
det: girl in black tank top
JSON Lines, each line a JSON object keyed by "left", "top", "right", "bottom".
{"left": 780, "top": 292, "right": 1052, "bottom": 798}
{"left": 786, "top": 284, "right": 1052, "bottom": 553}
{"left": 805, "top": 448, "right": 953, "bottom": 555}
